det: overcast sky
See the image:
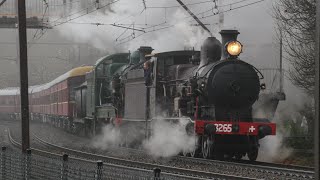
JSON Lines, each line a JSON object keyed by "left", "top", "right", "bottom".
{"left": 0, "top": 0, "right": 277, "bottom": 65}
{"left": 0, "top": 0, "right": 306, "bottom": 99}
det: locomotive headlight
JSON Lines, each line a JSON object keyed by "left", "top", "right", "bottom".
{"left": 226, "top": 41, "right": 242, "bottom": 57}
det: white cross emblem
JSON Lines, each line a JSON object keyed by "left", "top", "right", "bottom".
{"left": 249, "top": 126, "right": 256, "bottom": 133}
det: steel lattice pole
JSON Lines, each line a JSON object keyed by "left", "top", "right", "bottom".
{"left": 315, "top": 0, "right": 320, "bottom": 179}
{"left": 17, "top": 0, "right": 30, "bottom": 153}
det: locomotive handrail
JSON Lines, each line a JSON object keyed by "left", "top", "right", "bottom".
{"left": 251, "top": 65, "right": 265, "bottom": 79}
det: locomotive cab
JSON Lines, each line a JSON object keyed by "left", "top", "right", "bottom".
{"left": 85, "top": 53, "right": 130, "bottom": 135}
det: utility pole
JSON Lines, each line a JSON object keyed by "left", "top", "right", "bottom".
{"left": 315, "top": 0, "right": 320, "bottom": 178}
{"left": 279, "top": 30, "right": 283, "bottom": 93}
{"left": 17, "top": 0, "right": 30, "bottom": 153}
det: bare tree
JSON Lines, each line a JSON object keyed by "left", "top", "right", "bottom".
{"left": 274, "top": 0, "right": 316, "bottom": 95}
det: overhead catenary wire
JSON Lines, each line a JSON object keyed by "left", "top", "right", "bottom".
{"left": 147, "top": 0, "right": 216, "bottom": 9}
{"left": 23, "top": 0, "right": 121, "bottom": 48}
{"left": 51, "top": 21, "right": 145, "bottom": 32}
{"left": 20, "top": 0, "right": 266, "bottom": 46}
{"left": 146, "top": 0, "right": 252, "bottom": 9}
{"left": 30, "top": 0, "right": 49, "bottom": 46}
{"left": 48, "top": 0, "right": 82, "bottom": 6}
{"left": 116, "top": 0, "right": 265, "bottom": 44}
{"left": 0, "top": 0, "right": 6, "bottom": 7}
{"left": 56, "top": 0, "right": 265, "bottom": 45}
{"left": 176, "top": 0, "right": 212, "bottom": 36}
{"left": 194, "top": 0, "right": 265, "bottom": 20}
{"left": 49, "top": 0, "right": 120, "bottom": 27}
{"left": 142, "top": 0, "right": 146, "bottom": 9}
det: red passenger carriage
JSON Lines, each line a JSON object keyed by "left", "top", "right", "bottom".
{"left": 0, "top": 66, "right": 92, "bottom": 131}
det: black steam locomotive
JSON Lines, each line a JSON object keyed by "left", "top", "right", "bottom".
{"left": 0, "top": 29, "right": 277, "bottom": 161}
{"left": 105, "top": 30, "right": 276, "bottom": 161}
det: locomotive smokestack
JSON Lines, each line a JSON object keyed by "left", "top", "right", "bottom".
{"left": 199, "top": 37, "right": 222, "bottom": 68}
{"left": 138, "top": 46, "right": 154, "bottom": 63}
{"left": 219, "top": 30, "right": 240, "bottom": 59}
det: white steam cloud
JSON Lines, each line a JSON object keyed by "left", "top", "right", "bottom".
{"left": 53, "top": 0, "right": 211, "bottom": 53}
{"left": 92, "top": 125, "right": 121, "bottom": 149}
{"left": 91, "top": 119, "right": 196, "bottom": 158}
{"left": 258, "top": 131, "right": 292, "bottom": 162}
{"left": 143, "top": 119, "right": 196, "bottom": 158}
{"left": 254, "top": 78, "right": 310, "bottom": 162}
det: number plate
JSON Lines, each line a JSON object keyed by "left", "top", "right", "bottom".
{"left": 213, "top": 123, "right": 232, "bottom": 133}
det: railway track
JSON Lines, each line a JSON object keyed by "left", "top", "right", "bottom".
{"left": 92, "top": 144, "right": 315, "bottom": 179}
{"left": 174, "top": 156, "right": 315, "bottom": 179}
{"left": 6, "top": 121, "right": 315, "bottom": 180}
{"left": 97, "top": 142, "right": 314, "bottom": 173}
{"left": 109, "top": 140, "right": 314, "bottom": 172}
{"left": 8, "top": 129, "right": 252, "bottom": 180}
{"left": 31, "top": 132, "right": 314, "bottom": 179}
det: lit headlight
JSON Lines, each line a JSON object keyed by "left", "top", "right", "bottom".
{"left": 226, "top": 41, "right": 242, "bottom": 57}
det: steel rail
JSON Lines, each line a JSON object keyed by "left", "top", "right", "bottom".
{"left": 117, "top": 143, "right": 315, "bottom": 177}
{"left": 7, "top": 129, "right": 252, "bottom": 179}
{"left": 174, "top": 156, "right": 315, "bottom": 177}
{"left": 93, "top": 143, "right": 315, "bottom": 178}
{"left": 30, "top": 133, "right": 252, "bottom": 180}
{"left": 32, "top": 132, "right": 315, "bottom": 179}
{"left": 7, "top": 125, "right": 314, "bottom": 179}
{"left": 6, "top": 130, "right": 211, "bottom": 180}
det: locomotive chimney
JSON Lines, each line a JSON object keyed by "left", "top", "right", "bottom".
{"left": 138, "top": 46, "right": 154, "bottom": 63}
{"left": 199, "top": 37, "right": 222, "bottom": 68}
{"left": 219, "top": 30, "right": 240, "bottom": 59}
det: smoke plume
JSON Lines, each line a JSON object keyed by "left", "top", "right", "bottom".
{"left": 52, "top": 0, "right": 216, "bottom": 53}
{"left": 143, "top": 118, "right": 196, "bottom": 158}
{"left": 255, "top": 77, "right": 311, "bottom": 162}
{"left": 92, "top": 125, "right": 121, "bottom": 149}
{"left": 91, "top": 119, "right": 196, "bottom": 158}
{"left": 257, "top": 131, "right": 292, "bottom": 162}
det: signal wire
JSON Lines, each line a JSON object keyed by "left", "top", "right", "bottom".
{"left": 49, "top": 0, "right": 120, "bottom": 27}
{"left": 116, "top": 0, "right": 265, "bottom": 44}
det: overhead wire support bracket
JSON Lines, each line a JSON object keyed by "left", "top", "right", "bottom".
{"left": 176, "top": 0, "right": 213, "bottom": 37}
{"left": 111, "top": 24, "right": 145, "bottom": 32}
{"left": 142, "top": 0, "right": 146, "bottom": 10}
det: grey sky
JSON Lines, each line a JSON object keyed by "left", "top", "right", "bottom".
{"left": 0, "top": 0, "right": 293, "bottom": 92}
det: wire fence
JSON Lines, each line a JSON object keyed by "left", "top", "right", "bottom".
{"left": 0, "top": 146, "right": 192, "bottom": 180}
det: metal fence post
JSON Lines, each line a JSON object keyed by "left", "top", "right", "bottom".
{"left": 61, "top": 154, "right": 68, "bottom": 180}
{"left": 25, "top": 149, "right": 31, "bottom": 180}
{"left": 1, "top": 147, "right": 7, "bottom": 179}
{"left": 153, "top": 168, "right": 161, "bottom": 180}
{"left": 96, "top": 160, "right": 103, "bottom": 180}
